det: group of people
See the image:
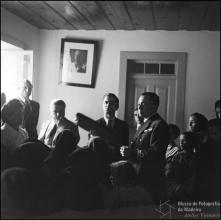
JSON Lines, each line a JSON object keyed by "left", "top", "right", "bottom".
{"left": 1, "top": 80, "right": 220, "bottom": 218}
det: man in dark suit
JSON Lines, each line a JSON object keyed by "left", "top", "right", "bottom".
{"left": 18, "top": 80, "right": 40, "bottom": 141}
{"left": 120, "top": 92, "right": 170, "bottom": 203}
{"left": 91, "top": 93, "right": 129, "bottom": 162}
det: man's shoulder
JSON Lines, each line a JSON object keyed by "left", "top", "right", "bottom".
{"left": 115, "top": 117, "right": 129, "bottom": 127}
{"left": 150, "top": 113, "right": 168, "bottom": 125}
{"left": 97, "top": 117, "right": 105, "bottom": 124}
{"left": 30, "top": 100, "right": 40, "bottom": 108}
{"left": 63, "top": 118, "right": 78, "bottom": 129}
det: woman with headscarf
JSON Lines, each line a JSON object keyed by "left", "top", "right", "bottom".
{"left": 188, "top": 112, "right": 220, "bottom": 201}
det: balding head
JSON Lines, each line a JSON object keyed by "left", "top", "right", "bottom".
{"left": 19, "top": 80, "right": 33, "bottom": 100}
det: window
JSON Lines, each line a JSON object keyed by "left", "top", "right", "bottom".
{"left": 1, "top": 41, "right": 33, "bottom": 101}
{"left": 127, "top": 59, "right": 176, "bottom": 75}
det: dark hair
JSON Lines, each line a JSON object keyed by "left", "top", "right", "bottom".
{"left": 50, "top": 99, "right": 66, "bottom": 109}
{"left": 11, "top": 141, "right": 50, "bottom": 173}
{"left": 141, "top": 92, "right": 159, "bottom": 107}
{"left": 168, "top": 124, "right": 180, "bottom": 140}
{"left": 103, "top": 93, "right": 119, "bottom": 106}
{"left": 1, "top": 99, "right": 24, "bottom": 124}
{"left": 1, "top": 167, "right": 36, "bottom": 216}
{"left": 190, "top": 112, "right": 209, "bottom": 132}
{"left": 88, "top": 136, "right": 110, "bottom": 161}
{"left": 110, "top": 160, "right": 136, "bottom": 186}
{"left": 180, "top": 131, "right": 195, "bottom": 144}
{"left": 215, "top": 100, "right": 220, "bottom": 109}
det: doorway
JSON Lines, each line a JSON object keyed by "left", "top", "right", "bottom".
{"left": 118, "top": 51, "right": 187, "bottom": 137}
{"left": 1, "top": 40, "right": 33, "bottom": 101}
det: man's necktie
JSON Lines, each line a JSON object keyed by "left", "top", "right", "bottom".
{"left": 107, "top": 120, "right": 112, "bottom": 129}
{"left": 47, "top": 124, "right": 57, "bottom": 146}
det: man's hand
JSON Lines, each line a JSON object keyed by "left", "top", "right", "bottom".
{"left": 120, "top": 146, "right": 131, "bottom": 158}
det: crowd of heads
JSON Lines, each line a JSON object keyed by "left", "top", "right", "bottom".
{"left": 1, "top": 88, "right": 220, "bottom": 217}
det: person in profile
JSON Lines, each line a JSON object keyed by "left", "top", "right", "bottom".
{"left": 69, "top": 49, "right": 87, "bottom": 73}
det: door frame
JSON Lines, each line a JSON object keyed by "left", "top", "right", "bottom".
{"left": 118, "top": 51, "right": 187, "bottom": 130}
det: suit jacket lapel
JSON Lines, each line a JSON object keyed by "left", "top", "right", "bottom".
{"left": 45, "top": 120, "right": 55, "bottom": 139}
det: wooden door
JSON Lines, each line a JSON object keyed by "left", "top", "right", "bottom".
{"left": 119, "top": 52, "right": 187, "bottom": 140}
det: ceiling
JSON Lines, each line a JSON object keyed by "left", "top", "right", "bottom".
{"left": 1, "top": 1, "right": 220, "bottom": 31}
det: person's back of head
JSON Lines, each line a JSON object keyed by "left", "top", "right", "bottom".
{"left": 88, "top": 136, "right": 111, "bottom": 163}
{"left": 11, "top": 141, "right": 50, "bottom": 173}
{"left": 1, "top": 99, "right": 24, "bottom": 128}
{"left": 1, "top": 167, "right": 36, "bottom": 218}
{"left": 110, "top": 160, "right": 137, "bottom": 187}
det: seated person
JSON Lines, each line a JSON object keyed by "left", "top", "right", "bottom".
{"left": 91, "top": 93, "right": 129, "bottom": 162}
{"left": 165, "top": 124, "right": 180, "bottom": 161}
{"left": 188, "top": 112, "right": 210, "bottom": 153}
{"left": 88, "top": 136, "right": 112, "bottom": 186}
{"left": 1, "top": 99, "right": 28, "bottom": 153}
{"left": 164, "top": 132, "right": 196, "bottom": 202}
{"left": 188, "top": 113, "right": 220, "bottom": 200}
{"left": 208, "top": 100, "right": 220, "bottom": 145}
{"left": 63, "top": 142, "right": 103, "bottom": 211}
{"left": 38, "top": 99, "right": 80, "bottom": 148}
{"left": 11, "top": 141, "right": 50, "bottom": 175}
{"left": 103, "top": 160, "right": 152, "bottom": 209}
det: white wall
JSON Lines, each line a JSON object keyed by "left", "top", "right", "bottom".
{"left": 1, "top": 8, "right": 220, "bottom": 146}
{"left": 38, "top": 30, "right": 220, "bottom": 145}
{"left": 1, "top": 8, "right": 40, "bottom": 100}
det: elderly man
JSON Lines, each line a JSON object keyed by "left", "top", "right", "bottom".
{"left": 17, "top": 80, "right": 40, "bottom": 141}
{"left": 120, "top": 92, "right": 170, "bottom": 203}
{"left": 38, "top": 99, "right": 80, "bottom": 148}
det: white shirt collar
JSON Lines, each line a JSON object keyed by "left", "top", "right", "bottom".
{"left": 103, "top": 116, "right": 116, "bottom": 127}
{"left": 19, "top": 95, "right": 30, "bottom": 104}
{"left": 143, "top": 112, "right": 157, "bottom": 123}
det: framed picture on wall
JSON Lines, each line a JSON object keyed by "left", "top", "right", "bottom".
{"left": 59, "top": 38, "right": 98, "bottom": 88}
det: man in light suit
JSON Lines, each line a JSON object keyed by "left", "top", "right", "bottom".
{"left": 38, "top": 99, "right": 80, "bottom": 148}
{"left": 91, "top": 93, "right": 129, "bottom": 162}
{"left": 18, "top": 80, "right": 40, "bottom": 141}
{"left": 120, "top": 92, "right": 170, "bottom": 203}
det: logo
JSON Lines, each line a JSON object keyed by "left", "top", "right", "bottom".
{"left": 155, "top": 200, "right": 176, "bottom": 219}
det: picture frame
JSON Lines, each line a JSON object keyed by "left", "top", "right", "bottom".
{"left": 59, "top": 38, "right": 98, "bottom": 88}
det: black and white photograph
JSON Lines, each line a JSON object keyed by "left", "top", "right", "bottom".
{"left": 1, "top": 1, "right": 220, "bottom": 219}
{"left": 59, "top": 38, "right": 97, "bottom": 88}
